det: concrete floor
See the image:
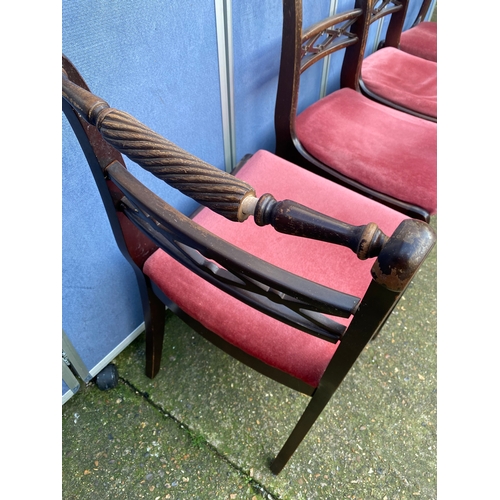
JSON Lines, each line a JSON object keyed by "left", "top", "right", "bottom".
{"left": 62, "top": 216, "right": 437, "bottom": 500}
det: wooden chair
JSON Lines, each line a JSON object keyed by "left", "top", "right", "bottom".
{"left": 62, "top": 54, "right": 436, "bottom": 474}
{"left": 359, "top": 0, "right": 437, "bottom": 121}
{"left": 275, "top": 0, "right": 437, "bottom": 222}
{"left": 398, "top": 0, "right": 437, "bottom": 62}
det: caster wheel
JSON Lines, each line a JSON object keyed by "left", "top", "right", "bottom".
{"left": 95, "top": 363, "right": 119, "bottom": 390}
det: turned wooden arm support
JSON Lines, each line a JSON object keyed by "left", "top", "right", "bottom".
{"left": 63, "top": 69, "right": 399, "bottom": 261}
{"left": 252, "top": 194, "right": 387, "bottom": 260}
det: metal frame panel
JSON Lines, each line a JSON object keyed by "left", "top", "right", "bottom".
{"left": 320, "top": 0, "right": 339, "bottom": 99}
{"left": 215, "top": 0, "right": 236, "bottom": 172}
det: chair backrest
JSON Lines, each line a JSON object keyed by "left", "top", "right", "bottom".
{"left": 275, "top": 0, "right": 372, "bottom": 160}
{"left": 275, "top": 0, "right": 416, "bottom": 143}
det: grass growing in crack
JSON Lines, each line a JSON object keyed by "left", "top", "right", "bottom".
{"left": 187, "top": 429, "right": 207, "bottom": 448}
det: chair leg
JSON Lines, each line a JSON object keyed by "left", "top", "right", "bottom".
{"left": 270, "top": 387, "right": 333, "bottom": 474}
{"left": 271, "top": 284, "right": 404, "bottom": 473}
{"left": 144, "top": 280, "right": 166, "bottom": 379}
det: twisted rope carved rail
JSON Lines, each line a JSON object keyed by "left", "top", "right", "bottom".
{"left": 62, "top": 70, "right": 388, "bottom": 260}
{"left": 62, "top": 72, "right": 255, "bottom": 222}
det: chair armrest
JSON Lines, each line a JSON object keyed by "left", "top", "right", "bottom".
{"left": 62, "top": 70, "right": 390, "bottom": 261}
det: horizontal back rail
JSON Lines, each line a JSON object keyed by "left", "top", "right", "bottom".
{"left": 300, "top": 10, "right": 362, "bottom": 73}
{"left": 370, "top": 0, "right": 404, "bottom": 25}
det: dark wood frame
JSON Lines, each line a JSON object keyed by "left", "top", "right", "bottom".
{"left": 274, "top": 0, "right": 434, "bottom": 222}
{"left": 63, "top": 54, "right": 436, "bottom": 474}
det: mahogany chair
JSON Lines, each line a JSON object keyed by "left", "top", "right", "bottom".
{"left": 62, "top": 54, "right": 436, "bottom": 474}
{"left": 398, "top": 0, "right": 437, "bottom": 62}
{"left": 359, "top": 0, "right": 437, "bottom": 121}
{"left": 275, "top": 0, "right": 437, "bottom": 222}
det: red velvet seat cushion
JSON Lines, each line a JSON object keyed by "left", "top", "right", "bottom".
{"left": 143, "top": 150, "right": 407, "bottom": 387}
{"left": 399, "top": 22, "right": 437, "bottom": 62}
{"left": 295, "top": 87, "right": 437, "bottom": 215}
{"left": 361, "top": 47, "right": 437, "bottom": 118}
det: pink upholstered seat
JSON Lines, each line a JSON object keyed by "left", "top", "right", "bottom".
{"left": 399, "top": 21, "right": 437, "bottom": 62}
{"left": 361, "top": 47, "right": 437, "bottom": 118}
{"left": 143, "top": 150, "right": 407, "bottom": 388}
{"left": 295, "top": 87, "right": 437, "bottom": 215}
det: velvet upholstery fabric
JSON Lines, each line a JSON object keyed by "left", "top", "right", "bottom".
{"left": 399, "top": 22, "right": 437, "bottom": 62}
{"left": 143, "top": 150, "right": 407, "bottom": 388}
{"left": 361, "top": 47, "right": 437, "bottom": 118}
{"left": 295, "top": 87, "right": 437, "bottom": 215}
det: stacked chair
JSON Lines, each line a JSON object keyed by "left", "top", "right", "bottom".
{"left": 399, "top": 0, "right": 437, "bottom": 62}
{"left": 62, "top": 48, "right": 436, "bottom": 473}
{"left": 274, "top": 0, "right": 437, "bottom": 221}
{"left": 359, "top": 0, "right": 437, "bottom": 121}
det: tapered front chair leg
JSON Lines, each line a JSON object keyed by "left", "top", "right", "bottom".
{"left": 271, "top": 389, "right": 332, "bottom": 474}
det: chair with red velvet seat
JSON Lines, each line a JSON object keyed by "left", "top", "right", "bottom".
{"left": 359, "top": 0, "right": 437, "bottom": 121}
{"left": 63, "top": 55, "right": 436, "bottom": 474}
{"left": 398, "top": 0, "right": 437, "bottom": 62}
{"left": 274, "top": 0, "right": 437, "bottom": 222}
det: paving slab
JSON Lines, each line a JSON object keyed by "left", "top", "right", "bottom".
{"left": 62, "top": 381, "right": 267, "bottom": 499}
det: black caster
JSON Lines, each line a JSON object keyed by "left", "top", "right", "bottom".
{"left": 95, "top": 363, "right": 119, "bottom": 390}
